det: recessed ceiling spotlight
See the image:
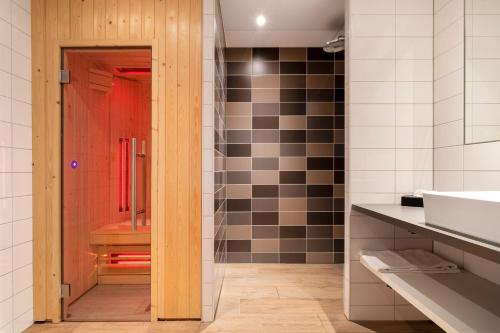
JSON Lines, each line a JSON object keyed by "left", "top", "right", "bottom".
{"left": 256, "top": 15, "right": 266, "bottom": 27}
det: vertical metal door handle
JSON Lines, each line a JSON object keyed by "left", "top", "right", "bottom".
{"left": 141, "top": 140, "right": 147, "bottom": 227}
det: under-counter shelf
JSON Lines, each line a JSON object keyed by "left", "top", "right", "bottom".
{"left": 352, "top": 204, "right": 500, "bottom": 264}
{"left": 361, "top": 253, "right": 500, "bottom": 333}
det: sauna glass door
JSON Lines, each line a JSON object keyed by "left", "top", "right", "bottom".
{"left": 62, "top": 48, "right": 152, "bottom": 321}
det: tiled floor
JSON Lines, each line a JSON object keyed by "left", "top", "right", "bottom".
{"left": 25, "top": 264, "right": 443, "bottom": 333}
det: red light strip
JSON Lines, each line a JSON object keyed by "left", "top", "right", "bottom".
{"left": 119, "top": 138, "right": 123, "bottom": 212}
{"left": 125, "top": 138, "right": 130, "bottom": 211}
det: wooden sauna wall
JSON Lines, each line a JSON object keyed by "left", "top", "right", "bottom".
{"left": 62, "top": 52, "right": 152, "bottom": 308}
{"left": 32, "top": 0, "right": 202, "bottom": 321}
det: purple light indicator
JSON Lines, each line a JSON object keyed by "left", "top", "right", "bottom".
{"left": 70, "top": 160, "right": 78, "bottom": 169}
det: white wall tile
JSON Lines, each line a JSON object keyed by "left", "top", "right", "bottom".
{"left": 351, "top": 15, "right": 396, "bottom": 37}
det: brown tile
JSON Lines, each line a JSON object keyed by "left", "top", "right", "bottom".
{"left": 227, "top": 184, "right": 252, "bottom": 198}
{"left": 252, "top": 226, "right": 279, "bottom": 239}
{"left": 227, "top": 89, "right": 251, "bottom": 102}
{"left": 227, "top": 252, "right": 251, "bottom": 263}
{"left": 307, "top": 252, "right": 333, "bottom": 264}
{"left": 227, "top": 212, "right": 251, "bottom": 225}
{"left": 252, "top": 171, "right": 279, "bottom": 185}
{"left": 252, "top": 212, "right": 279, "bottom": 225}
{"left": 226, "top": 116, "right": 251, "bottom": 129}
{"left": 280, "top": 157, "right": 306, "bottom": 170}
{"left": 280, "top": 226, "right": 306, "bottom": 238}
{"left": 227, "top": 144, "right": 251, "bottom": 157}
{"left": 253, "top": 48, "right": 279, "bottom": 61}
{"left": 280, "top": 103, "right": 306, "bottom": 115}
{"left": 280, "top": 89, "right": 306, "bottom": 102}
{"left": 307, "top": 143, "right": 334, "bottom": 157}
{"left": 252, "top": 89, "right": 280, "bottom": 103}
{"left": 252, "top": 253, "right": 279, "bottom": 263}
{"left": 226, "top": 102, "right": 252, "bottom": 116}
{"left": 253, "top": 157, "right": 279, "bottom": 170}
{"left": 253, "top": 116, "right": 279, "bottom": 129}
{"left": 227, "top": 225, "right": 252, "bottom": 240}
{"left": 307, "top": 198, "right": 333, "bottom": 211}
{"left": 280, "top": 253, "right": 306, "bottom": 263}
{"left": 252, "top": 75, "right": 279, "bottom": 88}
{"left": 307, "top": 102, "right": 334, "bottom": 115}
{"left": 227, "top": 62, "right": 252, "bottom": 75}
{"left": 279, "top": 212, "right": 307, "bottom": 225}
{"left": 279, "top": 185, "right": 307, "bottom": 198}
{"left": 279, "top": 171, "right": 306, "bottom": 184}
{"left": 227, "top": 171, "right": 251, "bottom": 184}
{"left": 307, "top": 239, "right": 333, "bottom": 252}
{"left": 280, "top": 75, "right": 306, "bottom": 88}
{"left": 307, "top": 171, "right": 333, "bottom": 185}
{"left": 280, "top": 144, "right": 306, "bottom": 156}
{"left": 280, "top": 239, "right": 306, "bottom": 252}
{"left": 227, "top": 157, "right": 251, "bottom": 171}
{"left": 279, "top": 48, "right": 307, "bottom": 61}
{"left": 307, "top": 226, "right": 333, "bottom": 238}
{"left": 334, "top": 129, "right": 345, "bottom": 143}
{"left": 252, "top": 130, "right": 279, "bottom": 143}
{"left": 334, "top": 225, "right": 344, "bottom": 239}
{"left": 251, "top": 239, "right": 279, "bottom": 253}
{"left": 228, "top": 75, "right": 251, "bottom": 88}
{"left": 252, "top": 185, "right": 279, "bottom": 198}
{"left": 252, "top": 198, "right": 279, "bottom": 212}
{"left": 252, "top": 103, "right": 279, "bottom": 116}
{"left": 226, "top": 48, "right": 252, "bottom": 62}
{"left": 280, "top": 198, "right": 307, "bottom": 211}
{"left": 252, "top": 144, "right": 279, "bottom": 157}
{"left": 280, "top": 116, "right": 306, "bottom": 129}
{"left": 227, "top": 130, "right": 251, "bottom": 143}
{"left": 227, "top": 199, "right": 251, "bottom": 211}
{"left": 333, "top": 184, "right": 344, "bottom": 196}
{"left": 307, "top": 75, "right": 334, "bottom": 89}
{"left": 280, "top": 62, "right": 306, "bottom": 75}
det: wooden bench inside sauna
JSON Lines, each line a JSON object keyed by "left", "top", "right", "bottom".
{"left": 90, "top": 220, "right": 151, "bottom": 285}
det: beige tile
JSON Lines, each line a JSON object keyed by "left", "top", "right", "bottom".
{"left": 252, "top": 198, "right": 279, "bottom": 211}
{"left": 227, "top": 157, "right": 251, "bottom": 171}
{"left": 279, "top": 198, "right": 307, "bottom": 211}
{"left": 280, "top": 116, "right": 306, "bottom": 129}
{"left": 252, "top": 89, "right": 280, "bottom": 103}
{"left": 227, "top": 225, "right": 252, "bottom": 240}
{"left": 252, "top": 171, "right": 279, "bottom": 185}
{"left": 252, "top": 75, "right": 279, "bottom": 88}
{"left": 279, "top": 212, "right": 307, "bottom": 225}
{"left": 280, "top": 157, "right": 306, "bottom": 170}
{"left": 252, "top": 239, "right": 279, "bottom": 253}
{"left": 280, "top": 48, "right": 307, "bottom": 61}
{"left": 227, "top": 184, "right": 252, "bottom": 198}
{"left": 226, "top": 116, "right": 251, "bottom": 129}
{"left": 226, "top": 102, "right": 252, "bottom": 116}
{"left": 252, "top": 144, "right": 280, "bottom": 157}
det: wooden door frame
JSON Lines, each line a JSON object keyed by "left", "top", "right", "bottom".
{"left": 33, "top": 39, "right": 160, "bottom": 323}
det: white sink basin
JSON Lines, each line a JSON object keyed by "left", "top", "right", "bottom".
{"left": 423, "top": 191, "right": 500, "bottom": 245}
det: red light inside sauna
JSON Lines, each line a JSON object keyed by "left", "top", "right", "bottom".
{"left": 110, "top": 252, "right": 151, "bottom": 268}
{"left": 119, "top": 138, "right": 123, "bottom": 212}
{"left": 125, "top": 138, "right": 130, "bottom": 211}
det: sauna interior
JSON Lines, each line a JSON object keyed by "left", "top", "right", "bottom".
{"left": 62, "top": 49, "right": 152, "bottom": 321}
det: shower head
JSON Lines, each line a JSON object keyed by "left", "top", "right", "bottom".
{"left": 323, "top": 31, "right": 345, "bottom": 53}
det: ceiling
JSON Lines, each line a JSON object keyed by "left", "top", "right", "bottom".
{"left": 219, "top": 0, "right": 345, "bottom": 47}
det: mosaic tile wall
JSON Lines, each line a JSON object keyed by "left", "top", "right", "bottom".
{"left": 225, "top": 47, "right": 345, "bottom": 264}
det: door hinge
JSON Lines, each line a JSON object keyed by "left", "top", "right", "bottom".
{"left": 61, "top": 284, "right": 71, "bottom": 299}
{"left": 59, "top": 69, "right": 70, "bottom": 84}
